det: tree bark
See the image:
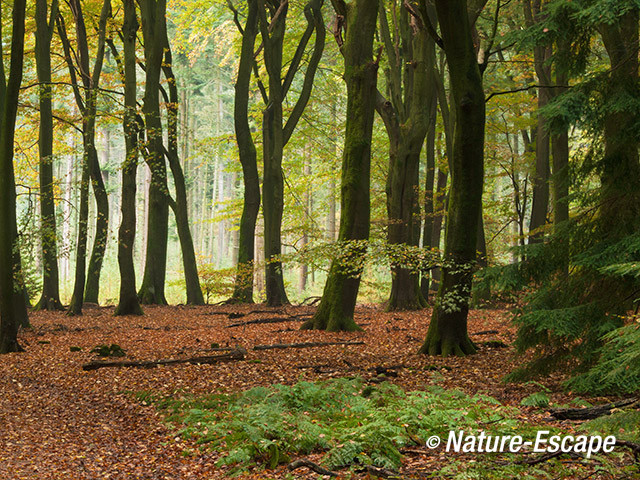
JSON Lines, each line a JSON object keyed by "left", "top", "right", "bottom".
{"left": 161, "top": 36, "right": 204, "bottom": 305}
{"left": 429, "top": 163, "right": 448, "bottom": 292}
{"left": 258, "top": 0, "right": 325, "bottom": 306}
{"left": 377, "top": 3, "right": 435, "bottom": 311}
{"left": 598, "top": 10, "right": 640, "bottom": 232}
{"left": 58, "top": 0, "right": 111, "bottom": 314}
{"left": 230, "top": 0, "right": 261, "bottom": 304}
{"left": 420, "top": 0, "right": 484, "bottom": 356}
{"left": 524, "top": 0, "right": 551, "bottom": 244}
{"left": 113, "top": 0, "right": 143, "bottom": 316}
{"left": 138, "top": 0, "right": 169, "bottom": 305}
{"left": 420, "top": 86, "right": 438, "bottom": 300}
{"left": 302, "top": 0, "right": 379, "bottom": 332}
{"left": 34, "top": 0, "right": 63, "bottom": 311}
{"left": 0, "top": 0, "right": 28, "bottom": 353}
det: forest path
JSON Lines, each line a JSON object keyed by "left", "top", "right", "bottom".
{"left": 0, "top": 304, "right": 558, "bottom": 479}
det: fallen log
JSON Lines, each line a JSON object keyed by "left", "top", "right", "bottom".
{"left": 288, "top": 459, "right": 337, "bottom": 477}
{"left": 226, "top": 316, "right": 309, "bottom": 328}
{"left": 616, "top": 439, "right": 640, "bottom": 461}
{"left": 82, "top": 348, "right": 246, "bottom": 371}
{"left": 549, "top": 398, "right": 638, "bottom": 420}
{"left": 472, "top": 329, "right": 499, "bottom": 335}
{"left": 254, "top": 340, "right": 364, "bottom": 351}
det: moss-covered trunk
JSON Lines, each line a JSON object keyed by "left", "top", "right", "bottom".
{"left": 302, "top": 0, "right": 378, "bottom": 331}
{"left": 262, "top": 101, "right": 289, "bottom": 306}
{"left": 138, "top": 0, "right": 169, "bottom": 305}
{"left": 34, "top": 0, "right": 62, "bottom": 311}
{"left": 114, "top": 0, "right": 143, "bottom": 316}
{"left": 420, "top": 0, "right": 484, "bottom": 356}
{"left": 377, "top": 5, "right": 436, "bottom": 311}
{"left": 230, "top": 0, "right": 260, "bottom": 304}
{"left": 259, "top": 1, "right": 289, "bottom": 307}
{"left": 0, "top": 0, "right": 28, "bottom": 353}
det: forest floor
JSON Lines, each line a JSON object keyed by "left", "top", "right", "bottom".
{"left": 0, "top": 304, "right": 635, "bottom": 479}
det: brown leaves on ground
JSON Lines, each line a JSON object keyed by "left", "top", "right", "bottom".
{"left": 0, "top": 304, "right": 609, "bottom": 479}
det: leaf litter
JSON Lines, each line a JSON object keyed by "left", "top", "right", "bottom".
{"left": 0, "top": 304, "right": 632, "bottom": 479}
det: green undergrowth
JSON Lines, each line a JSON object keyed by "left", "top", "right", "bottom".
{"left": 130, "top": 377, "right": 632, "bottom": 479}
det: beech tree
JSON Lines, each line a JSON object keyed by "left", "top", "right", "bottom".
{"left": 302, "top": 0, "right": 379, "bottom": 331}
{"left": 376, "top": 1, "right": 436, "bottom": 311}
{"left": 161, "top": 33, "right": 205, "bottom": 306}
{"left": 229, "top": 0, "right": 261, "bottom": 304}
{"left": 524, "top": 0, "right": 551, "bottom": 244}
{"left": 257, "top": 0, "right": 325, "bottom": 306}
{"left": 57, "top": 0, "right": 112, "bottom": 315}
{"left": 112, "top": 0, "right": 143, "bottom": 316}
{"left": 34, "top": 0, "right": 63, "bottom": 311}
{"left": 0, "top": 0, "right": 27, "bottom": 353}
{"left": 138, "top": 0, "right": 170, "bottom": 305}
{"left": 419, "top": 0, "right": 485, "bottom": 356}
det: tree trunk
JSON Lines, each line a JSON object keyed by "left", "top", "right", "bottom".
{"left": 138, "top": 0, "right": 169, "bottom": 305}
{"left": 0, "top": 0, "right": 28, "bottom": 353}
{"left": 84, "top": 143, "right": 109, "bottom": 304}
{"left": 420, "top": 0, "right": 484, "bottom": 356}
{"left": 302, "top": 0, "right": 378, "bottom": 332}
{"left": 58, "top": 0, "right": 111, "bottom": 314}
{"left": 34, "top": 0, "right": 63, "bottom": 311}
{"left": 114, "top": 0, "right": 143, "bottom": 316}
{"left": 420, "top": 82, "right": 438, "bottom": 300}
{"left": 429, "top": 166, "right": 448, "bottom": 292}
{"left": 258, "top": 0, "right": 325, "bottom": 306}
{"left": 377, "top": 5, "right": 434, "bottom": 311}
{"left": 230, "top": 0, "right": 260, "bottom": 304}
{"left": 598, "top": 11, "right": 640, "bottom": 232}
{"left": 161, "top": 37, "right": 204, "bottom": 305}
{"left": 524, "top": 1, "right": 551, "bottom": 244}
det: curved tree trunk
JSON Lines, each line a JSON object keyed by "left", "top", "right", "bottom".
{"left": 34, "top": 0, "right": 63, "bottom": 311}
{"left": 420, "top": 0, "right": 485, "bottom": 356}
{"left": 230, "top": 0, "right": 260, "bottom": 304}
{"left": 58, "top": 0, "right": 111, "bottom": 315}
{"left": 161, "top": 38, "right": 204, "bottom": 306}
{"left": 302, "top": 0, "right": 379, "bottom": 332}
{"left": 114, "top": 0, "right": 143, "bottom": 316}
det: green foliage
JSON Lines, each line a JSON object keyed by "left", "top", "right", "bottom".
{"left": 197, "top": 264, "right": 235, "bottom": 303}
{"left": 568, "top": 323, "right": 640, "bottom": 394}
{"left": 520, "top": 392, "right": 551, "bottom": 408}
{"left": 152, "top": 378, "right": 541, "bottom": 474}
{"left": 505, "top": 226, "right": 640, "bottom": 385}
{"left": 582, "top": 410, "right": 640, "bottom": 443}
{"left": 169, "top": 260, "right": 235, "bottom": 303}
